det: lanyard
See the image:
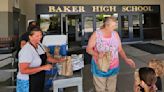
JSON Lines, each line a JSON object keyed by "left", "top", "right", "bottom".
{"left": 29, "top": 42, "right": 45, "bottom": 55}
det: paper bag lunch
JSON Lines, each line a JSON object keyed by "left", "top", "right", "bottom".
{"left": 97, "top": 52, "right": 111, "bottom": 72}
{"left": 58, "top": 56, "right": 73, "bottom": 76}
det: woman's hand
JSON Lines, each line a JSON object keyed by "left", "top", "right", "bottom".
{"left": 149, "top": 85, "right": 157, "bottom": 92}
{"left": 93, "top": 52, "right": 104, "bottom": 61}
{"left": 135, "top": 86, "right": 141, "bottom": 92}
{"left": 140, "top": 81, "right": 150, "bottom": 92}
{"left": 125, "top": 58, "right": 136, "bottom": 68}
{"left": 98, "top": 52, "right": 105, "bottom": 58}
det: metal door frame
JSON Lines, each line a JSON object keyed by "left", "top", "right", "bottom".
{"left": 118, "top": 13, "right": 143, "bottom": 42}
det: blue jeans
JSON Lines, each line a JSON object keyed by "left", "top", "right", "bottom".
{"left": 16, "top": 79, "right": 29, "bottom": 92}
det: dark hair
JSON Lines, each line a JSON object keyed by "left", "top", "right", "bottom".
{"left": 28, "top": 26, "right": 42, "bottom": 36}
{"left": 27, "top": 21, "right": 38, "bottom": 32}
{"left": 139, "top": 67, "right": 157, "bottom": 86}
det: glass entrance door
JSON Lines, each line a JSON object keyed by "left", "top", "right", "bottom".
{"left": 81, "top": 14, "right": 96, "bottom": 47}
{"left": 61, "top": 14, "right": 82, "bottom": 49}
{"left": 118, "top": 13, "right": 143, "bottom": 41}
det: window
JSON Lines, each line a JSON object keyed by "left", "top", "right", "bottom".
{"left": 39, "top": 14, "right": 61, "bottom": 34}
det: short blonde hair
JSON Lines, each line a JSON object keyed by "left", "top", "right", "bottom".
{"left": 148, "top": 59, "right": 164, "bottom": 77}
{"left": 134, "top": 69, "right": 141, "bottom": 85}
{"left": 100, "top": 16, "right": 117, "bottom": 29}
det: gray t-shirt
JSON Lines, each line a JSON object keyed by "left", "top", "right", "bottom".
{"left": 17, "top": 42, "right": 46, "bottom": 80}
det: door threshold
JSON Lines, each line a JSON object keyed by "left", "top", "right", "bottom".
{"left": 122, "top": 41, "right": 143, "bottom": 45}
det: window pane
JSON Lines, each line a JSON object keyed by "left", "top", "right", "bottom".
{"left": 132, "top": 15, "right": 140, "bottom": 38}
{"left": 121, "top": 15, "right": 129, "bottom": 38}
{"left": 39, "top": 14, "right": 61, "bottom": 34}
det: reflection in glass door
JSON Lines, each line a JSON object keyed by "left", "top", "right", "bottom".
{"left": 61, "top": 14, "right": 82, "bottom": 49}
{"left": 120, "top": 15, "right": 130, "bottom": 39}
{"left": 132, "top": 14, "right": 142, "bottom": 39}
{"left": 119, "top": 13, "right": 143, "bottom": 41}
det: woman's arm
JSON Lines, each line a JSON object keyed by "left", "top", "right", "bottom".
{"left": 86, "top": 32, "right": 98, "bottom": 58}
{"left": 115, "top": 32, "right": 136, "bottom": 68}
{"left": 19, "top": 63, "right": 52, "bottom": 74}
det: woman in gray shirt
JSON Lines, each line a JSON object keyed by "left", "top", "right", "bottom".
{"left": 16, "top": 26, "right": 64, "bottom": 92}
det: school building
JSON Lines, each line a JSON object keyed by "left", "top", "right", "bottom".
{"left": 0, "top": 0, "right": 164, "bottom": 48}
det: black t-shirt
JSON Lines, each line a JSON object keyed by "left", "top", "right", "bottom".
{"left": 156, "top": 76, "right": 162, "bottom": 91}
{"left": 21, "top": 32, "right": 29, "bottom": 42}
